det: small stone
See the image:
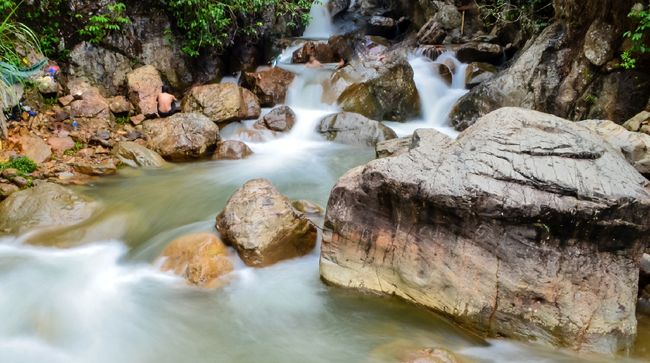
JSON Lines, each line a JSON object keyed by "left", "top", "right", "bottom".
{"left": 108, "top": 96, "right": 132, "bottom": 114}
{"left": 72, "top": 160, "right": 117, "bottom": 176}
{"left": 0, "top": 183, "right": 19, "bottom": 199}
{"left": 11, "top": 176, "right": 30, "bottom": 188}
{"left": 58, "top": 95, "right": 75, "bottom": 106}
{"left": 212, "top": 140, "right": 253, "bottom": 160}
{"left": 130, "top": 114, "right": 146, "bottom": 125}
{"left": 2, "top": 168, "right": 18, "bottom": 178}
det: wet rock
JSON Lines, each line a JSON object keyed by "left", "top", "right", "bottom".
{"left": 434, "top": 63, "right": 453, "bottom": 85}
{"left": 578, "top": 119, "right": 650, "bottom": 176}
{"left": 16, "top": 134, "right": 51, "bottom": 164}
{"left": 623, "top": 111, "right": 650, "bottom": 133}
{"left": 212, "top": 140, "right": 253, "bottom": 160}
{"left": 69, "top": 42, "right": 133, "bottom": 95}
{"left": 367, "top": 16, "right": 397, "bottom": 38}
{"left": 72, "top": 159, "right": 117, "bottom": 176}
{"left": 291, "top": 200, "right": 323, "bottom": 215}
{"left": 0, "top": 182, "right": 98, "bottom": 234}
{"left": 108, "top": 96, "right": 132, "bottom": 115}
{"left": 321, "top": 107, "right": 650, "bottom": 354}
{"left": 127, "top": 65, "right": 163, "bottom": 118}
{"left": 242, "top": 88, "right": 261, "bottom": 120}
{"left": 584, "top": 20, "right": 616, "bottom": 66}
{"left": 113, "top": 141, "right": 168, "bottom": 168}
{"left": 216, "top": 179, "right": 317, "bottom": 267}
{"left": 464, "top": 62, "right": 497, "bottom": 89}
{"left": 417, "top": 20, "right": 446, "bottom": 45}
{"left": 376, "top": 136, "right": 411, "bottom": 158}
{"left": 292, "top": 41, "right": 337, "bottom": 63}
{"left": 35, "top": 76, "right": 59, "bottom": 95}
{"left": 11, "top": 176, "right": 30, "bottom": 188}
{"left": 240, "top": 67, "right": 296, "bottom": 107}
{"left": 0, "top": 183, "right": 19, "bottom": 200}
{"left": 181, "top": 83, "right": 247, "bottom": 125}
{"left": 328, "top": 0, "right": 350, "bottom": 17}
{"left": 160, "top": 232, "right": 233, "bottom": 288}
{"left": 318, "top": 112, "right": 397, "bottom": 146}
{"left": 402, "top": 348, "right": 459, "bottom": 363}
{"left": 256, "top": 105, "right": 296, "bottom": 132}
{"left": 143, "top": 113, "right": 219, "bottom": 161}
{"left": 455, "top": 42, "right": 504, "bottom": 65}
{"left": 333, "top": 58, "right": 421, "bottom": 121}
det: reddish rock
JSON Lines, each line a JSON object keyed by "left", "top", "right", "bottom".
{"left": 292, "top": 41, "right": 337, "bottom": 63}
{"left": 240, "top": 67, "right": 295, "bottom": 107}
{"left": 127, "top": 65, "right": 163, "bottom": 118}
{"left": 108, "top": 96, "right": 133, "bottom": 114}
{"left": 16, "top": 134, "right": 52, "bottom": 163}
{"left": 242, "top": 88, "right": 261, "bottom": 119}
{"left": 47, "top": 136, "right": 76, "bottom": 154}
{"left": 181, "top": 83, "right": 247, "bottom": 124}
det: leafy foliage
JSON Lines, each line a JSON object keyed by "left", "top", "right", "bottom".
{"left": 165, "top": 0, "right": 313, "bottom": 57}
{"left": 621, "top": 5, "right": 650, "bottom": 69}
{"left": 0, "top": 156, "right": 37, "bottom": 174}
{"left": 78, "top": 2, "right": 130, "bottom": 44}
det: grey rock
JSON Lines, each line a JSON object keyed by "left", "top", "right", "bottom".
{"left": 318, "top": 112, "right": 397, "bottom": 146}
{"left": 112, "top": 141, "right": 168, "bottom": 168}
{"left": 321, "top": 107, "right": 650, "bottom": 355}
{"left": 142, "top": 113, "right": 219, "bottom": 161}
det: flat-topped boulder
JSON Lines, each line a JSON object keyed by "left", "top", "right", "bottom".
{"left": 321, "top": 107, "right": 650, "bottom": 354}
{"left": 143, "top": 113, "right": 219, "bottom": 161}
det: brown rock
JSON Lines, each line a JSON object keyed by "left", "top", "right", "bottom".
{"left": 127, "top": 65, "right": 163, "bottom": 118}
{"left": 212, "top": 140, "right": 253, "bottom": 160}
{"left": 292, "top": 41, "right": 337, "bottom": 63}
{"left": 181, "top": 83, "right": 247, "bottom": 124}
{"left": 47, "top": 136, "right": 75, "bottom": 154}
{"left": 17, "top": 134, "right": 52, "bottom": 163}
{"left": 58, "top": 95, "right": 75, "bottom": 107}
{"left": 240, "top": 67, "right": 296, "bottom": 107}
{"left": 69, "top": 90, "right": 111, "bottom": 119}
{"left": 417, "top": 20, "right": 446, "bottom": 45}
{"left": 0, "top": 183, "right": 19, "bottom": 200}
{"left": 455, "top": 42, "right": 504, "bottom": 65}
{"left": 112, "top": 141, "right": 168, "bottom": 168}
{"left": 255, "top": 105, "right": 296, "bottom": 132}
{"left": 291, "top": 200, "right": 323, "bottom": 215}
{"left": 130, "top": 114, "right": 146, "bottom": 125}
{"left": 402, "top": 348, "right": 459, "bottom": 363}
{"left": 623, "top": 111, "right": 650, "bottom": 132}
{"left": 160, "top": 232, "right": 233, "bottom": 288}
{"left": 318, "top": 112, "right": 397, "bottom": 146}
{"left": 216, "top": 179, "right": 317, "bottom": 267}
{"left": 11, "top": 176, "right": 29, "bottom": 188}
{"left": 242, "top": 88, "right": 261, "bottom": 119}
{"left": 72, "top": 159, "right": 118, "bottom": 176}
{"left": 108, "top": 96, "right": 133, "bottom": 114}
{"left": 142, "top": 113, "right": 219, "bottom": 161}
{"left": 464, "top": 62, "right": 497, "bottom": 89}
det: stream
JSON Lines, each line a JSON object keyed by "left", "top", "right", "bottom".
{"left": 0, "top": 1, "right": 648, "bottom": 362}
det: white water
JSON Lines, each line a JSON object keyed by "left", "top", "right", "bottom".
{"left": 303, "top": 0, "right": 334, "bottom": 39}
{"left": 385, "top": 52, "right": 468, "bottom": 138}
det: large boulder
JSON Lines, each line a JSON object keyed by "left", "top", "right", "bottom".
{"left": 181, "top": 83, "right": 247, "bottom": 125}
{"left": 0, "top": 182, "right": 98, "bottom": 235}
{"left": 328, "top": 58, "right": 421, "bottom": 121}
{"left": 142, "top": 113, "right": 219, "bottom": 161}
{"left": 216, "top": 179, "right": 317, "bottom": 267}
{"left": 317, "top": 112, "right": 397, "bottom": 146}
{"left": 127, "top": 65, "right": 163, "bottom": 118}
{"left": 112, "top": 141, "right": 168, "bottom": 168}
{"left": 68, "top": 42, "right": 134, "bottom": 95}
{"left": 579, "top": 119, "right": 650, "bottom": 176}
{"left": 160, "top": 232, "right": 233, "bottom": 288}
{"left": 68, "top": 81, "right": 111, "bottom": 120}
{"left": 240, "top": 67, "right": 296, "bottom": 107}
{"left": 321, "top": 107, "right": 650, "bottom": 354}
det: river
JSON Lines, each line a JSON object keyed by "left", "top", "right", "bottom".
{"left": 0, "top": 1, "right": 648, "bottom": 362}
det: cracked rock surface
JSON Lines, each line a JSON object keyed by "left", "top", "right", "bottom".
{"left": 320, "top": 107, "right": 650, "bottom": 354}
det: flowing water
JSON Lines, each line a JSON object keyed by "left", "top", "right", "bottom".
{"left": 0, "top": 2, "right": 649, "bottom": 363}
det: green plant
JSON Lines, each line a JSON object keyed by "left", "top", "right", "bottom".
{"left": 0, "top": 155, "right": 37, "bottom": 174}
{"left": 115, "top": 114, "right": 129, "bottom": 124}
{"left": 166, "top": 0, "right": 312, "bottom": 57}
{"left": 64, "top": 141, "right": 84, "bottom": 156}
{"left": 621, "top": 5, "right": 650, "bottom": 69}
{"left": 44, "top": 95, "right": 58, "bottom": 105}
{"left": 78, "top": 2, "right": 130, "bottom": 44}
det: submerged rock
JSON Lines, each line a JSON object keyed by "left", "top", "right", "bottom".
{"left": 181, "top": 83, "right": 249, "bottom": 125}
{"left": 216, "top": 179, "right": 317, "bottom": 267}
{"left": 318, "top": 112, "right": 397, "bottom": 146}
{"left": 212, "top": 140, "right": 253, "bottom": 160}
{"left": 113, "top": 141, "right": 168, "bottom": 168}
{"left": 0, "top": 182, "right": 98, "bottom": 234}
{"left": 240, "top": 67, "right": 295, "bottom": 107}
{"left": 321, "top": 107, "right": 650, "bottom": 354}
{"left": 143, "top": 113, "right": 219, "bottom": 161}
{"left": 160, "top": 232, "right": 233, "bottom": 288}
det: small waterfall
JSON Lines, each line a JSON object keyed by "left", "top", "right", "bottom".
{"left": 303, "top": 0, "right": 334, "bottom": 39}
